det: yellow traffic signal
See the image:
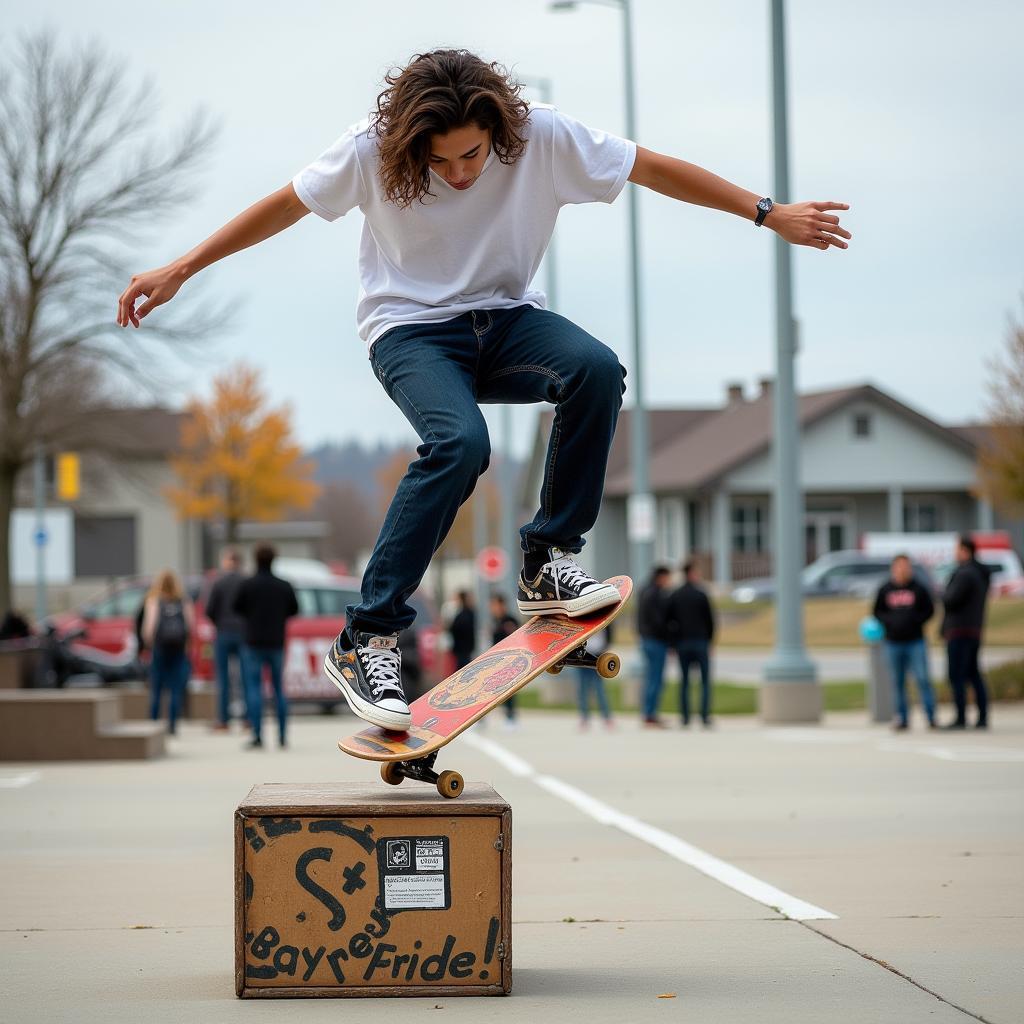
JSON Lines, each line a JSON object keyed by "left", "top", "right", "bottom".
{"left": 56, "top": 452, "right": 80, "bottom": 501}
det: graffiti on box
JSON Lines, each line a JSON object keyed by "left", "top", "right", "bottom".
{"left": 242, "top": 816, "right": 501, "bottom": 986}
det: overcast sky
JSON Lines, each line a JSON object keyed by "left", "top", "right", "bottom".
{"left": 8, "top": 0, "right": 1024, "bottom": 458}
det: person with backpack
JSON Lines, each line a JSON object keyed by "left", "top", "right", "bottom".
{"left": 117, "top": 48, "right": 850, "bottom": 732}
{"left": 141, "top": 569, "right": 194, "bottom": 735}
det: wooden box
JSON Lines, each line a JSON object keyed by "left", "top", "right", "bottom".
{"left": 235, "top": 782, "right": 512, "bottom": 998}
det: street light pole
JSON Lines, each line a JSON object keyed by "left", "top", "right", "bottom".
{"left": 760, "top": 0, "right": 820, "bottom": 722}
{"left": 550, "top": 0, "right": 652, "bottom": 583}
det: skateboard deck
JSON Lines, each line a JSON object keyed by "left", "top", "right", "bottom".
{"left": 338, "top": 576, "right": 632, "bottom": 796}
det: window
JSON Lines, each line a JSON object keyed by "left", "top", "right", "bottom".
{"left": 853, "top": 413, "right": 872, "bottom": 438}
{"left": 731, "top": 502, "right": 768, "bottom": 553}
{"left": 903, "top": 500, "right": 943, "bottom": 533}
{"left": 314, "top": 588, "right": 361, "bottom": 616}
{"left": 73, "top": 515, "right": 137, "bottom": 577}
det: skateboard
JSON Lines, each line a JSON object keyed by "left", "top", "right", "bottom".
{"left": 338, "top": 576, "right": 633, "bottom": 799}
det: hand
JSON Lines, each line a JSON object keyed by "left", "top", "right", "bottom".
{"left": 116, "top": 261, "right": 189, "bottom": 328}
{"left": 768, "top": 201, "right": 851, "bottom": 250}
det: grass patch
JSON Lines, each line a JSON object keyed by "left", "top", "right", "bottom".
{"left": 512, "top": 679, "right": 869, "bottom": 716}
{"left": 718, "top": 597, "right": 1024, "bottom": 648}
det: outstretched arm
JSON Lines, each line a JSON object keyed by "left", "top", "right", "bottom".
{"left": 116, "top": 183, "right": 310, "bottom": 327}
{"left": 628, "top": 147, "right": 850, "bottom": 251}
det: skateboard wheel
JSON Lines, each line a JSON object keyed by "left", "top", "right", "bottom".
{"left": 596, "top": 652, "right": 620, "bottom": 679}
{"left": 436, "top": 770, "right": 463, "bottom": 800}
{"left": 546, "top": 662, "right": 564, "bottom": 675}
{"left": 380, "top": 761, "right": 404, "bottom": 786}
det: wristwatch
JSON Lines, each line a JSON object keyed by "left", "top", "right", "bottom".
{"left": 755, "top": 197, "right": 773, "bottom": 226}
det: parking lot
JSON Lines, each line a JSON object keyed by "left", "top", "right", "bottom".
{"left": 4, "top": 705, "right": 1022, "bottom": 1023}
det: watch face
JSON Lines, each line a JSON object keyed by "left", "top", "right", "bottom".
{"left": 758, "top": 198, "right": 772, "bottom": 212}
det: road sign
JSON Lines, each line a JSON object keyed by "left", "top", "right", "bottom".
{"left": 56, "top": 452, "right": 80, "bottom": 501}
{"left": 476, "top": 546, "right": 508, "bottom": 582}
{"left": 34, "top": 528, "right": 48, "bottom": 547}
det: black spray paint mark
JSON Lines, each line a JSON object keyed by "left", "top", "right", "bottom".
{"left": 250, "top": 926, "right": 280, "bottom": 960}
{"left": 308, "top": 819, "right": 376, "bottom": 854}
{"left": 245, "top": 964, "right": 276, "bottom": 980}
{"left": 243, "top": 825, "right": 265, "bottom": 852}
{"left": 294, "top": 847, "right": 346, "bottom": 931}
{"left": 295, "top": 911, "right": 306, "bottom": 922}
{"left": 480, "top": 915, "right": 500, "bottom": 979}
{"left": 259, "top": 816, "right": 302, "bottom": 838}
{"left": 244, "top": 872, "right": 253, "bottom": 904}
{"left": 326, "top": 946, "right": 348, "bottom": 984}
{"left": 342, "top": 861, "right": 366, "bottom": 895}
{"left": 301, "top": 945, "right": 325, "bottom": 982}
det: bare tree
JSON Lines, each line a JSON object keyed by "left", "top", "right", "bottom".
{"left": 977, "top": 295, "right": 1024, "bottom": 515}
{"left": 0, "top": 31, "right": 227, "bottom": 613}
{"left": 314, "top": 481, "right": 379, "bottom": 569}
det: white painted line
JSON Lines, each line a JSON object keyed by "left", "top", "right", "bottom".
{"left": 0, "top": 770, "right": 41, "bottom": 788}
{"left": 876, "top": 741, "right": 1024, "bottom": 764}
{"left": 463, "top": 733, "right": 837, "bottom": 922}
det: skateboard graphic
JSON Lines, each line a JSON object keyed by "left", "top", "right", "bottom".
{"left": 338, "top": 576, "right": 632, "bottom": 799}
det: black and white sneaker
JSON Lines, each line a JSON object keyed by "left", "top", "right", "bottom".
{"left": 323, "top": 630, "right": 412, "bottom": 730}
{"left": 517, "top": 548, "right": 621, "bottom": 617}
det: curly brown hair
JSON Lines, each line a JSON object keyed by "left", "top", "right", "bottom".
{"left": 371, "top": 49, "right": 530, "bottom": 208}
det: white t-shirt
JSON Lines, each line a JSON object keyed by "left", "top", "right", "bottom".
{"left": 291, "top": 104, "right": 636, "bottom": 348}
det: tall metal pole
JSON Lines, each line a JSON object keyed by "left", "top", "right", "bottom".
{"left": 619, "top": 0, "right": 653, "bottom": 582}
{"left": 761, "top": 0, "right": 819, "bottom": 721}
{"left": 33, "top": 445, "right": 47, "bottom": 624}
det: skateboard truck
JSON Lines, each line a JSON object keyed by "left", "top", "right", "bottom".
{"left": 546, "top": 643, "right": 620, "bottom": 679}
{"left": 380, "top": 750, "right": 464, "bottom": 800}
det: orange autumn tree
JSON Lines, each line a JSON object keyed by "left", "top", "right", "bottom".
{"left": 167, "top": 364, "right": 320, "bottom": 543}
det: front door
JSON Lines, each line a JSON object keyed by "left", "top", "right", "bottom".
{"left": 804, "top": 510, "right": 852, "bottom": 564}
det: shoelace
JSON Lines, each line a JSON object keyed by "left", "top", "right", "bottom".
{"left": 358, "top": 646, "right": 404, "bottom": 700}
{"left": 544, "top": 556, "right": 597, "bottom": 598}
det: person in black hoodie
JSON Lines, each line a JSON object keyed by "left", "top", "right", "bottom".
{"left": 233, "top": 544, "right": 299, "bottom": 749}
{"left": 667, "top": 560, "right": 716, "bottom": 727}
{"left": 204, "top": 548, "right": 248, "bottom": 730}
{"left": 872, "top": 554, "right": 936, "bottom": 731}
{"left": 449, "top": 591, "right": 477, "bottom": 671}
{"left": 638, "top": 566, "right": 672, "bottom": 727}
{"left": 941, "top": 536, "right": 993, "bottom": 730}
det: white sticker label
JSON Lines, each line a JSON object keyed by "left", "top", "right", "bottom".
{"left": 384, "top": 873, "right": 447, "bottom": 909}
{"left": 416, "top": 841, "right": 444, "bottom": 871}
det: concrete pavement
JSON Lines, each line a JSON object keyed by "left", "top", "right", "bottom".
{"left": 3, "top": 704, "right": 1022, "bottom": 1022}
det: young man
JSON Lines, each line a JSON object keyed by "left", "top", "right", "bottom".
{"left": 667, "top": 559, "right": 716, "bottom": 728}
{"left": 117, "top": 50, "right": 850, "bottom": 731}
{"left": 872, "top": 554, "right": 936, "bottom": 731}
{"left": 941, "top": 536, "right": 993, "bottom": 730}
{"left": 637, "top": 565, "right": 673, "bottom": 728}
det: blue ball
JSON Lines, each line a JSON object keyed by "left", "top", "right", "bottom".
{"left": 859, "top": 616, "right": 884, "bottom": 644}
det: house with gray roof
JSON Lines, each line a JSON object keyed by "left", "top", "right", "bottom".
{"left": 520, "top": 380, "right": 1021, "bottom": 585}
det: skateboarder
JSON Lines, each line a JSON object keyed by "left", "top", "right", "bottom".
{"left": 117, "top": 49, "right": 850, "bottom": 731}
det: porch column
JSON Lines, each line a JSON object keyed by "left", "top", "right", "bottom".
{"left": 887, "top": 486, "right": 903, "bottom": 533}
{"left": 712, "top": 488, "right": 731, "bottom": 587}
{"left": 976, "top": 497, "right": 994, "bottom": 531}
{"left": 679, "top": 497, "right": 691, "bottom": 562}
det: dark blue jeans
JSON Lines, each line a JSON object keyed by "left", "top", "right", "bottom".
{"left": 641, "top": 636, "right": 668, "bottom": 719}
{"left": 214, "top": 630, "right": 244, "bottom": 726}
{"left": 675, "top": 639, "right": 711, "bottom": 723}
{"left": 150, "top": 647, "right": 189, "bottom": 734}
{"left": 946, "top": 636, "right": 988, "bottom": 725}
{"left": 243, "top": 645, "right": 287, "bottom": 744}
{"left": 884, "top": 638, "right": 936, "bottom": 725}
{"left": 350, "top": 305, "right": 626, "bottom": 635}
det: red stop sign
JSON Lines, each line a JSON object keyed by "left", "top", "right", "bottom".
{"left": 477, "top": 546, "right": 508, "bottom": 582}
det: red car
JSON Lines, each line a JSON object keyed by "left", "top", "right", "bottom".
{"left": 49, "top": 572, "right": 447, "bottom": 705}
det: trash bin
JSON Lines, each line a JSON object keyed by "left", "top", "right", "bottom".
{"left": 859, "top": 616, "right": 893, "bottom": 723}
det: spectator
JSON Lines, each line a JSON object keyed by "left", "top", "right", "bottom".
{"left": 576, "top": 624, "right": 615, "bottom": 731}
{"left": 638, "top": 566, "right": 672, "bottom": 728}
{"left": 141, "top": 569, "right": 194, "bottom": 736}
{"left": 449, "top": 590, "right": 477, "bottom": 671}
{"left": 233, "top": 544, "right": 298, "bottom": 749}
{"left": 489, "top": 593, "right": 520, "bottom": 727}
{"left": 872, "top": 554, "right": 936, "bottom": 731}
{"left": 204, "top": 548, "right": 248, "bottom": 731}
{"left": 667, "top": 560, "right": 716, "bottom": 728}
{"left": 941, "top": 536, "right": 994, "bottom": 730}
{"left": 0, "top": 609, "right": 31, "bottom": 641}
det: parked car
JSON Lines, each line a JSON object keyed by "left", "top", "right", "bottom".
{"left": 48, "top": 572, "right": 447, "bottom": 708}
{"left": 731, "top": 550, "right": 935, "bottom": 604}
